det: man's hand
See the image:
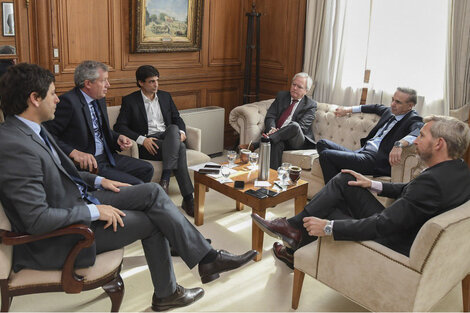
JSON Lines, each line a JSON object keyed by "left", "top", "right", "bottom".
{"left": 303, "top": 217, "right": 328, "bottom": 236}
{"left": 180, "top": 131, "right": 186, "bottom": 142}
{"left": 389, "top": 146, "right": 403, "bottom": 166}
{"left": 263, "top": 127, "right": 278, "bottom": 138}
{"left": 117, "top": 135, "right": 133, "bottom": 151}
{"left": 101, "top": 178, "right": 131, "bottom": 192}
{"left": 143, "top": 137, "right": 159, "bottom": 155}
{"left": 96, "top": 204, "right": 126, "bottom": 232}
{"left": 341, "top": 169, "right": 372, "bottom": 188}
{"left": 69, "top": 149, "right": 98, "bottom": 173}
{"left": 334, "top": 106, "right": 352, "bottom": 117}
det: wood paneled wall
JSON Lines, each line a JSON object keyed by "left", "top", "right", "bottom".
{"left": 14, "top": 0, "right": 306, "bottom": 147}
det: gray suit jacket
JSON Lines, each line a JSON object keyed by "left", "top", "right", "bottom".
{"left": 264, "top": 91, "right": 317, "bottom": 144}
{"left": 0, "top": 116, "right": 97, "bottom": 272}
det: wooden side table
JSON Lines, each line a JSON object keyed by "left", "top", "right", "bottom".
{"left": 194, "top": 163, "right": 308, "bottom": 261}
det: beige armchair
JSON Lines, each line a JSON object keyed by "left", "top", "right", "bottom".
{"left": 107, "top": 105, "right": 210, "bottom": 183}
{"left": 0, "top": 203, "right": 125, "bottom": 312}
{"left": 292, "top": 199, "right": 470, "bottom": 312}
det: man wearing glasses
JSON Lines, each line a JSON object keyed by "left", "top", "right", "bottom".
{"left": 259, "top": 72, "right": 317, "bottom": 169}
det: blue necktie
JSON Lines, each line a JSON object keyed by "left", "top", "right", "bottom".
{"left": 39, "top": 127, "right": 101, "bottom": 205}
{"left": 90, "top": 100, "right": 116, "bottom": 166}
{"left": 376, "top": 115, "right": 396, "bottom": 138}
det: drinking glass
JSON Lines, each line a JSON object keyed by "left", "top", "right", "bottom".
{"left": 227, "top": 150, "right": 237, "bottom": 166}
{"left": 249, "top": 152, "right": 259, "bottom": 169}
{"left": 280, "top": 162, "right": 291, "bottom": 184}
{"left": 277, "top": 166, "right": 287, "bottom": 185}
{"left": 289, "top": 166, "right": 302, "bottom": 184}
{"left": 220, "top": 165, "right": 231, "bottom": 180}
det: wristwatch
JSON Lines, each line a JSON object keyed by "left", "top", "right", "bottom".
{"left": 323, "top": 220, "right": 334, "bottom": 236}
{"left": 394, "top": 141, "right": 404, "bottom": 148}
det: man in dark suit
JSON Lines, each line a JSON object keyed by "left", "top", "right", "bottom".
{"left": 317, "top": 87, "right": 423, "bottom": 183}
{"left": 259, "top": 72, "right": 317, "bottom": 169}
{"left": 0, "top": 63, "right": 257, "bottom": 310}
{"left": 44, "top": 60, "right": 154, "bottom": 185}
{"left": 252, "top": 115, "right": 470, "bottom": 269}
{"left": 114, "top": 65, "right": 195, "bottom": 216}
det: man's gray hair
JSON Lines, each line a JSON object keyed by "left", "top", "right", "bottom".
{"left": 397, "top": 87, "right": 417, "bottom": 105}
{"left": 423, "top": 115, "right": 470, "bottom": 159}
{"left": 74, "top": 60, "right": 108, "bottom": 88}
{"left": 293, "top": 72, "right": 313, "bottom": 92}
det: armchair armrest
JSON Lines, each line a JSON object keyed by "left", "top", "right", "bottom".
{"left": 391, "top": 145, "right": 425, "bottom": 183}
{"left": 186, "top": 126, "right": 202, "bottom": 151}
{"left": 0, "top": 224, "right": 94, "bottom": 293}
{"left": 229, "top": 100, "right": 273, "bottom": 144}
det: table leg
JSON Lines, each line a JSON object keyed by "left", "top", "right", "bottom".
{"left": 194, "top": 182, "right": 206, "bottom": 226}
{"left": 294, "top": 194, "right": 307, "bottom": 215}
{"left": 251, "top": 208, "right": 265, "bottom": 261}
{"left": 236, "top": 201, "right": 244, "bottom": 211}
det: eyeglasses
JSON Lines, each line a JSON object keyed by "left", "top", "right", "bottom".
{"left": 291, "top": 82, "right": 306, "bottom": 90}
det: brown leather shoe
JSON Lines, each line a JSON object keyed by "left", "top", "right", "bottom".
{"left": 159, "top": 179, "right": 169, "bottom": 194}
{"left": 151, "top": 284, "right": 204, "bottom": 311}
{"left": 181, "top": 198, "right": 194, "bottom": 217}
{"left": 198, "top": 249, "right": 258, "bottom": 284}
{"left": 251, "top": 213, "right": 301, "bottom": 249}
{"left": 273, "top": 242, "right": 294, "bottom": 269}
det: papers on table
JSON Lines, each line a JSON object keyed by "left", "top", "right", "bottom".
{"left": 254, "top": 180, "right": 271, "bottom": 187}
{"left": 188, "top": 162, "right": 221, "bottom": 172}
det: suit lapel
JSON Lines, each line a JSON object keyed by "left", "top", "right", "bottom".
{"left": 292, "top": 96, "right": 305, "bottom": 120}
{"left": 157, "top": 91, "right": 169, "bottom": 126}
{"left": 76, "top": 88, "right": 95, "bottom": 136}
{"left": 135, "top": 92, "right": 149, "bottom": 131}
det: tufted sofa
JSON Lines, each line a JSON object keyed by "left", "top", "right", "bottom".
{"left": 229, "top": 99, "right": 425, "bottom": 199}
{"left": 107, "top": 105, "right": 210, "bottom": 183}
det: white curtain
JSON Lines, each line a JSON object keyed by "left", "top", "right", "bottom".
{"left": 446, "top": 0, "right": 470, "bottom": 121}
{"left": 304, "top": 0, "right": 449, "bottom": 114}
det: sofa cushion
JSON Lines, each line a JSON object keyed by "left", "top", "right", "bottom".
{"left": 282, "top": 149, "right": 317, "bottom": 170}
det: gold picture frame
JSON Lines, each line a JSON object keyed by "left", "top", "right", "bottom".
{"left": 130, "top": 0, "right": 203, "bottom": 53}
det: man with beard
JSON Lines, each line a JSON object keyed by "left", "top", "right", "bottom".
{"left": 251, "top": 115, "right": 470, "bottom": 269}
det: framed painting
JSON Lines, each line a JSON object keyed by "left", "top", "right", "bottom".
{"left": 130, "top": 0, "right": 203, "bottom": 53}
{"left": 2, "top": 2, "right": 14, "bottom": 37}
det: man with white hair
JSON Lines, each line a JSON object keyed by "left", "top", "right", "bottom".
{"left": 253, "top": 72, "right": 317, "bottom": 169}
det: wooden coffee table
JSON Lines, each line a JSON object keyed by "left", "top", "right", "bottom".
{"left": 193, "top": 162, "right": 308, "bottom": 261}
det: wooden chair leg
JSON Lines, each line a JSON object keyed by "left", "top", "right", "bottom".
{"left": 463, "top": 274, "right": 470, "bottom": 312}
{"left": 0, "top": 280, "right": 11, "bottom": 312}
{"left": 102, "top": 275, "right": 125, "bottom": 312}
{"left": 292, "top": 268, "right": 305, "bottom": 309}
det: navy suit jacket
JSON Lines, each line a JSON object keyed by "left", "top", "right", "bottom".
{"left": 359, "top": 104, "right": 423, "bottom": 176}
{"left": 264, "top": 91, "right": 317, "bottom": 144}
{"left": 114, "top": 90, "right": 186, "bottom": 140}
{"left": 43, "top": 87, "right": 120, "bottom": 156}
{"left": 333, "top": 159, "right": 470, "bottom": 256}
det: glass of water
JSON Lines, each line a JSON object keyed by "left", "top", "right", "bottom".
{"left": 220, "top": 165, "right": 231, "bottom": 182}
{"left": 227, "top": 150, "right": 237, "bottom": 167}
{"left": 278, "top": 162, "right": 291, "bottom": 184}
{"left": 249, "top": 152, "right": 259, "bottom": 169}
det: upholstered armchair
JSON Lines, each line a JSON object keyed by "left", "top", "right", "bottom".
{"left": 0, "top": 203, "right": 125, "bottom": 312}
{"left": 107, "top": 105, "right": 210, "bottom": 183}
{"left": 292, "top": 199, "right": 470, "bottom": 312}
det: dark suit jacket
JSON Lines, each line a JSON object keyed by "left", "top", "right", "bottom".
{"left": 43, "top": 87, "right": 120, "bottom": 156}
{"left": 333, "top": 159, "right": 470, "bottom": 256}
{"left": 264, "top": 91, "right": 317, "bottom": 144}
{"left": 114, "top": 89, "right": 186, "bottom": 141}
{"left": 0, "top": 117, "right": 97, "bottom": 272}
{"left": 360, "top": 104, "right": 423, "bottom": 176}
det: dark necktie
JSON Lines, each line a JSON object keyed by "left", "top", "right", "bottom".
{"left": 375, "top": 115, "right": 396, "bottom": 138}
{"left": 39, "top": 127, "right": 100, "bottom": 205}
{"left": 90, "top": 100, "right": 116, "bottom": 166}
{"left": 276, "top": 99, "right": 298, "bottom": 128}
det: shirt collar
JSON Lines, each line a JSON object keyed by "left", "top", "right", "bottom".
{"left": 15, "top": 115, "right": 41, "bottom": 137}
{"left": 79, "top": 89, "right": 95, "bottom": 105}
{"left": 141, "top": 90, "right": 158, "bottom": 103}
{"left": 394, "top": 112, "right": 408, "bottom": 122}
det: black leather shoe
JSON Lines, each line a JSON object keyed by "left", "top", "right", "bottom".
{"left": 251, "top": 213, "right": 302, "bottom": 249}
{"left": 171, "top": 238, "right": 212, "bottom": 257}
{"left": 273, "top": 242, "right": 294, "bottom": 269}
{"left": 159, "top": 179, "right": 170, "bottom": 194}
{"left": 198, "top": 249, "right": 258, "bottom": 284}
{"left": 181, "top": 198, "right": 194, "bottom": 217}
{"left": 151, "top": 284, "right": 204, "bottom": 311}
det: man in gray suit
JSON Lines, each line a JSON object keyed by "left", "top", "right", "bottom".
{"left": 0, "top": 63, "right": 257, "bottom": 311}
{"left": 258, "top": 72, "right": 317, "bottom": 169}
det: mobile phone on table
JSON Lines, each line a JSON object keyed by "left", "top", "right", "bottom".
{"left": 198, "top": 168, "right": 220, "bottom": 174}
{"left": 234, "top": 180, "right": 245, "bottom": 189}
{"left": 258, "top": 187, "right": 279, "bottom": 197}
{"left": 245, "top": 189, "right": 267, "bottom": 199}
{"left": 205, "top": 164, "right": 222, "bottom": 169}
